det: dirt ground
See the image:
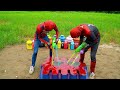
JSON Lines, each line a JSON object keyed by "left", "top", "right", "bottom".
{"left": 0, "top": 43, "right": 120, "bottom": 79}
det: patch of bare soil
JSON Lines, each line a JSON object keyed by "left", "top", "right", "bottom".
{"left": 0, "top": 43, "right": 120, "bottom": 79}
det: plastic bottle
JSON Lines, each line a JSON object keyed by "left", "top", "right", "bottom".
{"left": 66, "top": 35, "right": 73, "bottom": 43}
{"left": 68, "top": 42, "right": 70, "bottom": 49}
{"left": 52, "top": 37, "right": 57, "bottom": 49}
{"left": 26, "top": 39, "right": 32, "bottom": 50}
{"left": 59, "top": 35, "right": 66, "bottom": 42}
{"left": 61, "top": 42, "right": 64, "bottom": 49}
{"left": 73, "top": 38, "right": 80, "bottom": 44}
{"left": 64, "top": 40, "right": 68, "bottom": 49}
{"left": 70, "top": 40, "right": 74, "bottom": 50}
{"left": 74, "top": 43, "right": 79, "bottom": 49}
{"left": 57, "top": 39, "right": 61, "bottom": 49}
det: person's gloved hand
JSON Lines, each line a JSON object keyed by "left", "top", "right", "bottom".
{"left": 80, "top": 49, "right": 84, "bottom": 54}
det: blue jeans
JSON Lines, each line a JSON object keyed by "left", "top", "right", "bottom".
{"left": 32, "top": 35, "right": 49, "bottom": 67}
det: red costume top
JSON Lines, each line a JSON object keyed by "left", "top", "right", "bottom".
{"left": 34, "top": 20, "right": 59, "bottom": 44}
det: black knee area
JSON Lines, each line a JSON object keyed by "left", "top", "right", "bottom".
{"left": 91, "top": 59, "right": 96, "bottom": 62}
{"left": 91, "top": 54, "right": 96, "bottom": 61}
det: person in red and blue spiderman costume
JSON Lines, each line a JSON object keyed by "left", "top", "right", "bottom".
{"left": 70, "top": 24, "right": 100, "bottom": 79}
{"left": 29, "top": 20, "right": 59, "bottom": 74}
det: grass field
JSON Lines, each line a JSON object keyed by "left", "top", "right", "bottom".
{"left": 0, "top": 11, "right": 120, "bottom": 50}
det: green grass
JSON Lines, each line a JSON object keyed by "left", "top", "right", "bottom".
{"left": 0, "top": 11, "right": 120, "bottom": 50}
